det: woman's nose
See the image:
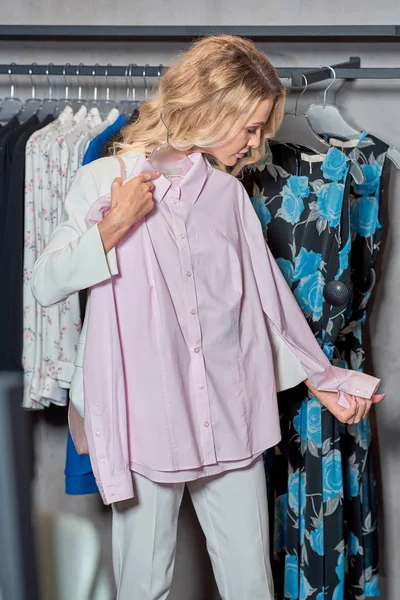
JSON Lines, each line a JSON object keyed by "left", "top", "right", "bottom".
{"left": 249, "top": 132, "right": 261, "bottom": 148}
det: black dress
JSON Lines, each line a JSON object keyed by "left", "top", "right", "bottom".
{"left": 242, "top": 133, "right": 387, "bottom": 599}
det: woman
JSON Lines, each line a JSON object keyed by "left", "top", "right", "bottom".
{"left": 31, "top": 35, "right": 383, "bottom": 600}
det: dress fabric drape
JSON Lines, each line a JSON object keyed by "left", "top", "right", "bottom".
{"left": 242, "top": 134, "right": 388, "bottom": 600}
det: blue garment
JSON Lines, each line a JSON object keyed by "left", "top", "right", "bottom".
{"left": 82, "top": 115, "right": 127, "bottom": 165}
{"left": 65, "top": 113, "right": 127, "bottom": 496}
{"left": 65, "top": 430, "right": 98, "bottom": 495}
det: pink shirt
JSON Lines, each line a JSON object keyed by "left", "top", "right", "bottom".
{"left": 80, "top": 153, "right": 380, "bottom": 504}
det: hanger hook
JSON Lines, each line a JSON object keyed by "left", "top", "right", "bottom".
{"left": 29, "top": 64, "right": 36, "bottom": 99}
{"left": 160, "top": 103, "right": 169, "bottom": 145}
{"left": 105, "top": 63, "right": 112, "bottom": 101}
{"left": 294, "top": 74, "right": 308, "bottom": 116}
{"left": 159, "top": 102, "right": 182, "bottom": 148}
{"left": 76, "top": 63, "right": 84, "bottom": 102}
{"left": 8, "top": 63, "right": 16, "bottom": 99}
{"left": 320, "top": 65, "right": 336, "bottom": 108}
{"left": 63, "top": 63, "right": 70, "bottom": 99}
{"left": 92, "top": 64, "right": 99, "bottom": 102}
{"left": 160, "top": 104, "right": 171, "bottom": 147}
{"left": 124, "top": 65, "right": 130, "bottom": 100}
{"left": 46, "top": 64, "right": 53, "bottom": 100}
{"left": 143, "top": 65, "right": 149, "bottom": 100}
{"left": 130, "top": 64, "right": 137, "bottom": 101}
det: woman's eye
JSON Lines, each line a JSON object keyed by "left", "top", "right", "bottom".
{"left": 247, "top": 129, "right": 257, "bottom": 134}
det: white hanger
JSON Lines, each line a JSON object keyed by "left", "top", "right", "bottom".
{"left": 148, "top": 102, "right": 185, "bottom": 177}
{"left": 70, "top": 63, "right": 88, "bottom": 113}
{"left": 307, "top": 65, "right": 400, "bottom": 169}
{"left": 386, "top": 147, "right": 400, "bottom": 168}
{"left": 37, "top": 64, "right": 59, "bottom": 120}
{"left": 95, "top": 63, "right": 117, "bottom": 118}
{"left": 274, "top": 74, "right": 331, "bottom": 154}
{"left": 85, "top": 65, "right": 100, "bottom": 112}
{"left": 19, "top": 65, "right": 42, "bottom": 123}
{"left": 117, "top": 64, "right": 141, "bottom": 118}
{"left": 307, "top": 66, "right": 361, "bottom": 139}
{"left": 58, "top": 64, "right": 73, "bottom": 112}
{"left": 275, "top": 73, "right": 364, "bottom": 184}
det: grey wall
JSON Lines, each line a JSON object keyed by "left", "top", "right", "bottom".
{"left": 3, "top": 1, "right": 400, "bottom": 599}
{"left": 2, "top": 0, "right": 400, "bottom": 25}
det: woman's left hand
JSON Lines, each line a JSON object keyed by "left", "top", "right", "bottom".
{"left": 305, "top": 381, "right": 385, "bottom": 424}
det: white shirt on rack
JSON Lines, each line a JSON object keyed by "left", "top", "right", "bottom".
{"left": 24, "top": 107, "right": 74, "bottom": 408}
{"left": 76, "top": 107, "right": 120, "bottom": 168}
{"left": 22, "top": 105, "right": 113, "bottom": 408}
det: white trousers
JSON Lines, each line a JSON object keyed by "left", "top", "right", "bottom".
{"left": 111, "top": 457, "right": 274, "bottom": 600}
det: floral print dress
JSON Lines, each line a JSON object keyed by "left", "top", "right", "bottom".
{"left": 242, "top": 135, "right": 389, "bottom": 600}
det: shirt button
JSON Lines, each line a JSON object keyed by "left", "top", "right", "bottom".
{"left": 193, "top": 346, "right": 201, "bottom": 353}
{"left": 100, "top": 459, "right": 106, "bottom": 465}
{"left": 95, "top": 431, "right": 100, "bottom": 437}
{"left": 203, "top": 421, "right": 209, "bottom": 428}
{"left": 185, "top": 270, "right": 192, "bottom": 277}
{"left": 180, "top": 233, "right": 186, "bottom": 239}
{"left": 199, "top": 384, "right": 204, "bottom": 390}
{"left": 356, "top": 388, "right": 360, "bottom": 394}
{"left": 190, "top": 309, "right": 196, "bottom": 315}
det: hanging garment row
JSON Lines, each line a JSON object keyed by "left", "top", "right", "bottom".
{"left": 0, "top": 64, "right": 394, "bottom": 599}
{"left": 0, "top": 103, "right": 139, "bottom": 380}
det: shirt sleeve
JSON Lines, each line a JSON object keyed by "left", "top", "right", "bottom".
{"left": 265, "top": 318, "right": 307, "bottom": 391}
{"left": 237, "top": 181, "right": 381, "bottom": 400}
{"left": 31, "top": 164, "right": 118, "bottom": 308}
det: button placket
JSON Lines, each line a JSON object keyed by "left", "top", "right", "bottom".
{"left": 169, "top": 191, "right": 215, "bottom": 464}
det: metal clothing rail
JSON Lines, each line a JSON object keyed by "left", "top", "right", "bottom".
{"left": 1, "top": 24, "right": 400, "bottom": 42}
{"left": 3, "top": 57, "right": 400, "bottom": 87}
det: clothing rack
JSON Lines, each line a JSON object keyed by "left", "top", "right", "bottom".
{"left": 1, "top": 24, "right": 400, "bottom": 41}
{"left": 2, "top": 57, "right": 400, "bottom": 87}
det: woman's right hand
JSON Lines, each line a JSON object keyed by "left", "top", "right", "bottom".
{"left": 98, "top": 171, "right": 160, "bottom": 253}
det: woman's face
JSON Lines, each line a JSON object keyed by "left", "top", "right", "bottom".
{"left": 204, "top": 98, "right": 274, "bottom": 167}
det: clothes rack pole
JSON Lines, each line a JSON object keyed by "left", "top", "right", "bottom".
{"left": 2, "top": 58, "right": 400, "bottom": 87}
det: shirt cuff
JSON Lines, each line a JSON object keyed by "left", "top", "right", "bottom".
{"left": 330, "top": 366, "right": 381, "bottom": 399}
{"left": 91, "top": 224, "right": 118, "bottom": 278}
{"left": 96, "top": 472, "right": 135, "bottom": 505}
{"left": 104, "top": 245, "right": 118, "bottom": 276}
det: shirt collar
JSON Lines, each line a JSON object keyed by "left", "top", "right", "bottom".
{"left": 132, "top": 152, "right": 209, "bottom": 205}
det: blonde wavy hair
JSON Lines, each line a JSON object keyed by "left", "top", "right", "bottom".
{"left": 116, "top": 35, "right": 285, "bottom": 176}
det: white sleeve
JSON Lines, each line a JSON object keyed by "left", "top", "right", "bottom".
{"left": 31, "top": 164, "right": 118, "bottom": 308}
{"left": 265, "top": 318, "right": 307, "bottom": 391}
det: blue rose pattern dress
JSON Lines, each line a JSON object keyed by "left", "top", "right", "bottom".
{"left": 242, "top": 134, "right": 389, "bottom": 600}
